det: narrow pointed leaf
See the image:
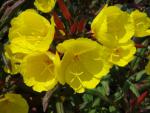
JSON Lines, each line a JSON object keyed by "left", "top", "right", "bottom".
{"left": 57, "top": 0, "right": 71, "bottom": 20}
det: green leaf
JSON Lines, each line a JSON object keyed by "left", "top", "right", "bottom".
{"left": 97, "top": 86, "right": 105, "bottom": 96}
{"left": 83, "top": 94, "right": 93, "bottom": 103}
{"left": 79, "top": 102, "right": 88, "bottom": 110}
{"left": 109, "top": 106, "right": 121, "bottom": 113}
{"left": 109, "top": 106, "right": 116, "bottom": 112}
{"left": 102, "top": 81, "right": 110, "bottom": 96}
{"left": 92, "top": 98, "right": 100, "bottom": 108}
{"left": 86, "top": 89, "right": 112, "bottom": 104}
{"left": 88, "top": 109, "right": 96, "bottom": 113}
{"left": 135, "top": 70, "right": 146, "bottom": 81}
{"left": 127, "top": 80, "right": 140, "bottom": 97}
{"left": 114, "top": 88, "right": 124, "bottom": 102}
{"left": 96, "top": 81, "right": 110, "bottom": 96}
{"left": 131, "top": 48, "right": 147, "bottom": 71}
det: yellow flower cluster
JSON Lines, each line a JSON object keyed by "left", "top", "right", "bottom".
{"left": 4, "top": 9, "right": 57, "bottom": 92}
{"left": 0, "top": 93, "right": 29, "bottom": 113}
{"left": 91, "top": 5, "right": 150, "bottom": 68}
{"left": 4, "top": 3, "right": 150, "bottom": 93}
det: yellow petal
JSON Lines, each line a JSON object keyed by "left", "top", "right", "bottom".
{"left": 57, "top": 38, "right": 112, "bottom": 93}
{"left": 130, "top": 10, "right": 150, "bottom": 37}
{"left": 91, "top": 6, "right": 134, "bottom": 47}
{"left": 0, "top": 93, "right": 29, "bottom": 113}
{"left": 9, "top": 9, "right": 55, "bottom": 53}
{"left": 34, "top": 0, "right": 56, "bottom": 13}
{"left": 21, "top": 52, "right": 59, "bottom": 92}
{"left": 4, "top": 44, "right": 26, "bottom": 74}
{"left": 108, "top": 40, "right": 136, "bottom": 67}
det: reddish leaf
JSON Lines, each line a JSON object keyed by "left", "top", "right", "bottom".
{"left": 130, "top": 99, "right": 136, "bottom": 106}
{"left": 130, "top": 99, "right": 136, "bottom": 112}
{"left": 0, "top": 80, "right": 4, "bottom": 86}
{"left": 57, "top": 0, "right": 71, "bottom": 20}
{"left": 53, "top": 12, "right": 65, "bottom": 32}
{"left": 70, "top": 22, "right": 77, "bottom": 34}
{"left": 77, "top": 19, "right": 86, "bottom": 32}
{"left": 135, "top": 44, "right": 146, "bottom": 48}
{"left": 137, "top": 91, "right": 148, "bottom": 105}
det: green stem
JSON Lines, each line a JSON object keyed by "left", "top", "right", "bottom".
{"left": 56, "top": 101, "right": 64, "bottom": 113}
{"left": 106, "top": 0, "right": 110, "bottom": 4}
{"left": 86, "top": 89, "right": 112, "bottom": 105}
{"left": 42, "top": 85, "right": 59, "bottom": 112}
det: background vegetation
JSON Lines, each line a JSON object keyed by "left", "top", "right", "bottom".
{"left": 0, "top": 0, "right": 150, "bottom": 113}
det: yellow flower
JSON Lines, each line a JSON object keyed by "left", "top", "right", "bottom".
{"left": 57, "top": 38, "right": 112, "bottom": 93}
{"left": 9, "top": 9, "right": 55, "bottom": 53}
{"left": 34, "top": 0, "right": 56, "bottom": 13}
{"left": 4, "top": 44, "right": 26, "bottom": 74}
{"left": 0, "top": 93, "right": 29, "bottom": 113}
{"left": 145, "top": 56, "right": 150, "bottom": 75}
{"left": 107, "top": 40, "right": 136, "bottom": 67}
{"left": 20, "top": 52, "right": 59, "bottom": 92}
{"left": 130, "top": 10, "right": 150, "bottom": 37}
{"left": 91, "top": 5, "right": 134, "bottom": 47}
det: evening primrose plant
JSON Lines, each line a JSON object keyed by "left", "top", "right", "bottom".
{"left": 104, "top": 41, "right": 136, "bottom": 67}
{"left": 130, "top": 10, "right": 150, "bottom": 37}
{"left": 20, "top": 52, "right": 59, "bottom": 92}
{"left": 2, "top": 1, "right": 150, "bottom": 93}
{"left": 0, "top": 0, "right": 150, "bottom": 113}
{"left": 56, "top": 38, "right": 112, "bottom": 93}
{"left": 4, "top": 9, "right": 55, "bottom": 74}
{"left": 91, "top": 5, "right": 135, "bottom": 46}
{"left": 9, "top": 9, "right": 55, "bottom": 53}
{"left": 91, "top": 5, "right": 137, "bottom": 67}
